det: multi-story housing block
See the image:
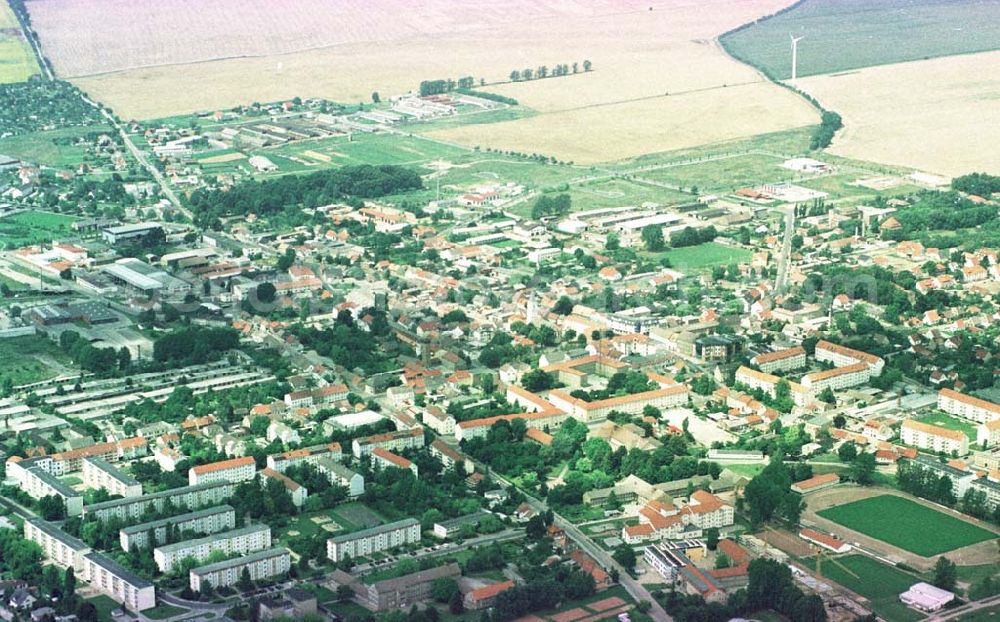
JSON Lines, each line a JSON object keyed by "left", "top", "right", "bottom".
{"left": 801, "top": 362, "right": 870, "bottom": 393}
{"left": 6, "top": 457, "right": 84, "bottom": 516}
{"left": 119, "top": 505, "right": 237, "bottom": 551}
{"left": 750, "top": 346, "right": 807, "bottom": 374}
{"left": 155, "top": 524, "right": 271, "bottom": 573}
{"left": 901, "top": 420, "right": 969, "bottom": 455}
{"left": 352, "top": 428, "right": 424, "bottom": 458}
{"left": 314, "top": 458, "right": 365, "bottom": 497}
{"left": 939, "top": 388, "right": 1000, "bottom": 425}
{"left": 188, "top": 456, "right": 256, "bottom": 486}
{"left": 85, "top": 481, "right": 237, "bottom": 523}
{"left": 265, "top": 442, "right": 342, "bottom": 472}
{"left": 189, "top": 547, "right": 291, "bottom": 592}
{"left": 82, "top": 457, "right": 143, "bottom": 498}
{"left": 326, "top": 518, "right": 421, "bottom": 561}
{"left": 81, "top": 552, "right": 157, "bottom": 612}
{"left": 815, "top": 340, "right": 884, "bottom": 376}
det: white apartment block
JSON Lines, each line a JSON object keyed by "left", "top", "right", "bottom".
{"left": 801, "top": 362, "right": 870, "bottom": 393}
{"left": 327, "top": 518, "right": 421, "bottom": 562}
{"left": 455, "top": 410, "right": 568, "bottom": 442}
{"left": 86, "top": 481, "right": 237, "bottom": 523}
{"left": 815, "top": 340, "right": 884, "bottom": 376}
{"left": 82, "top": 457, "right": 143, "bottom": 498}
{"left": 314, "top": 457, "right": 365, "bottom": 497}
{"left": 24, "top": 517, "right": 90, "bottom": 573}
{"left": 430, "top": 439, "right": 474, "bottom": 474}
{"left": 81, "top": 552, "right": 156, "bottom": 612}
{"left": 422, "top": 408, "right": 456, "bottom": 436}
{"left": 352, "top": 429, "right": 425, "bottom": 458}
{"left": 939, "top": 388, "right": 1000, "bottom": 425}
{"left": 189, "top": 546, "right": 291, "bottom": 592}
{"left": 188, "top": 456, "right": 256, "bottom": 486}
{"left": 371, "top": 447, "right": 418, "bottom": 476}
{"left": 6, "top": 457, "right": 84, "bottom": 516}
{"left": 735, "top": 366, "right": 780, "bottom": 397}
{"left": 751, "top": 346, "right": 807, "bottom": 374}
{"left": 969, "top": 475, "right": 1000, "bottom": 510}
{"left": 155, "top": 524, "right": 271, "bottom": 573}
{"left": 902, "top": 420, "right": 969, "bottom": 455}
{"left": 120, "top": 505, "right": 237, "bottom": 551}
{"left": 259, "top": 467, "right": 308, "bottom": 507}
{"left": 979, "top": 420, "right": 1000, "bottom": 448}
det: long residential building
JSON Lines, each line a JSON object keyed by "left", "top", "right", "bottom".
{"left": 85, "top": 481, "right": 237, "bottom": 523}
{"left": 429, "top": 439, "right": 474, "bottom": 474}
{"left": 800, "top": 362, "right": 870, "bottom": 393}
{"left": 352, "top": 428, "right": 424, "bottom": 458}
{"left": 901, "top": 420, "right": 969, "bottom": 455}
{"left": 82, "top": 457, "right": 143, "bottom": 498}
{"left": 547, "top": 384, "right": 689, "bottom": 423}
{"left": 154, "top": 524, "right": 271, "bottom": 573}
{"left": 189, "top": 546, "right": 291, "bottom": 592}
{"left": 6, "top": 457, "right": 83, "bottom": 516}
{"left": 938, "top": 388, "right": 1000, "bottom": 425}
{"left": 979, "top": 420, "right": 1000, "bottom": 448}
{"left": 24, "top": 517, "right": 91, "bottom": 572}
{"left": 120, "top": 505, "right": 237, "bottom": 551}
{"left": 188, "top": 456, "right": 256, "bottom": 486}
{"left": 260, "top": 467, "right": 308, "bottom": 507}
{"left": 48, "top": 436, "right": 148, "bottom": 476}
{"left": 360, "top": 563, "right": 462, "bottom": 611}
{"left": 82, "top": 552, "right": 157, "bottom": 612}
{"left": 815, "top": 340, "right": 884, "bottom": 376}
{"left": 314, "top": 458, "right": 365, "bottom": 497}
{"left": 750, "top": 346, "right": 807, "bottom": 373}
{"left": 327, "top": 518, "right": 421, "bottom": 562}
{"left": 455, "top": 409, "right": 568, "bottom": 442}
{"left": 266, "top": 442, "right": 342, "bottom": 472}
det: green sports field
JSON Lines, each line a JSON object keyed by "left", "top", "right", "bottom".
{"left": 817, "top": 495, "right": 997, "bottom": 556}
{"left": 720, "top": 0, "right": 1000, "bottom": 80}
{"left": 646, "top": 242, "right": 752, "bottom": 271}
{"left": 802, "top": 554, "right": 925, "bottom": 622}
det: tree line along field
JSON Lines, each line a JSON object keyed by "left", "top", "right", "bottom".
{"left": 817, "top": 495, "right": 997, "bottom": 557}
{"left": 0, "top": 1, "right": 38, "bottom": 84}
{"left": 720, "top": 0, "right": 1000, "bottom": 80}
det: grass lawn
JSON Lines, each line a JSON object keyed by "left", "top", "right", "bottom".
{"left": 956, "top": 605, "right": 1000, "bottom": 621}
{"left": 645, "top": 242, "right": 752, "bottom": 271}
{"left": 640, "top": 153, "right": 790, "bottom": 194}
{"left": 333, "top": 502, "right": 384, "bottom": 530}
{"left": 0, "top": 2, "right": 38, "bottom": 84}
{"left": 915, "top": 412, "right": 979, "bottom": 441}
{"left": 85, "top": 595, "right": 120, "bottom": 621}
{"left": 0, "top": 209, "right": 79, "bottom": 248}
{"left": 801, "top": 554, "right": 925, "bottom": 622}
{"left": 558, "top": 178, "right": 691, "bottom": 214}
{"left": 0, "top": 334, "right": 73, "bottom": 385}
{"left": 817, "top": 495, "right": 997, "bottom": 556}
{"left": 720, "top": 0, "right": 1000, "bottom": 79}
{"left": 143, "top": 605, "right": 188, "bottom": 620}
{"left": 0, "top": 126, "right": 106, "bottom": 167}
{"left": 299, "top": 583, "right": 338, "bottom": 605}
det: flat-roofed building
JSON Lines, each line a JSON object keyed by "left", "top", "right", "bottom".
{"left": 939, "top": 388, "right": 1000, "bottom": 425}
{"left": 82, "top": 457, "right": 143, "bottom": 498}
{"left": 189, "top": 546, "right": 291, "bottom": 592}
{"left": 751, "top": 346, "right": 807, "bottom": 373}
{"left": 901, "top": 420, "right": 969, "bottom": 455}
{"left": 86, "top": 481, "right": 237, "bottom": 523}
{"left": 188, "top": 456, "right": 256, "bottom": 486}
{"left": 900, "top": 582, "right": 954, "bottom": 612}
{"left": 790, "top": 473, "right": 840, "bottom": 494}
{"left": 7, "top": 458, "right": 84, "bottom": 516}
{"left": 24, "top": 517, "right": 90, "bottom": 572}
{"left": 81, "top": 552, "right": 156, "bottom": 612}
{"left": 314, "top": 458, "right": 364, "bottom": 497}
{"left": 327, "top": 518, "right": 421, "bottom": 562}
{"left": 906, "top": 455, "right": 976, "bottom": 498}
{"left": 101, "top": 222, "right": 163, "bottom": 245}
{"left": 155, "top": 524, "right": 271, "bottom": 573}
{"left": 120, "top": 505, "right": 236, "bottom": 551}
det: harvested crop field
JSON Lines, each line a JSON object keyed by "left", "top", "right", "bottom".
{"left": 795, "top": 51, "right": 1000, "bottom": 176}
{"left": 29, "top": 0, "right": 818, "bottom": 163}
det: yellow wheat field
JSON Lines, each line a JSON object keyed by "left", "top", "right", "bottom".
{"left": 795, "top": 51, "right": 1000, "bottom": 177}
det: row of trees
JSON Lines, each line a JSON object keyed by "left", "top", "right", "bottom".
{"left": 187, "top": 164, "right": 423, "bottom": 229}
{"left": 419, "top": 76, "right": 478, "bottom": 96}
{"left": 509, "top": 60, "right": 591, "bottom": 82}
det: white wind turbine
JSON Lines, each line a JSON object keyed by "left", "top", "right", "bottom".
{"left": 790, "top": 34, "right": 805, "bottom": 80}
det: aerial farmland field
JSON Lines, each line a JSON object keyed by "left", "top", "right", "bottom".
{"left": 720, "top": 0, "right": 1000, "bottom": 80}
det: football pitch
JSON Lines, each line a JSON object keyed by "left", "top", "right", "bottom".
{"left": 817, "top": 495, "right": 996, "bottom": 557}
